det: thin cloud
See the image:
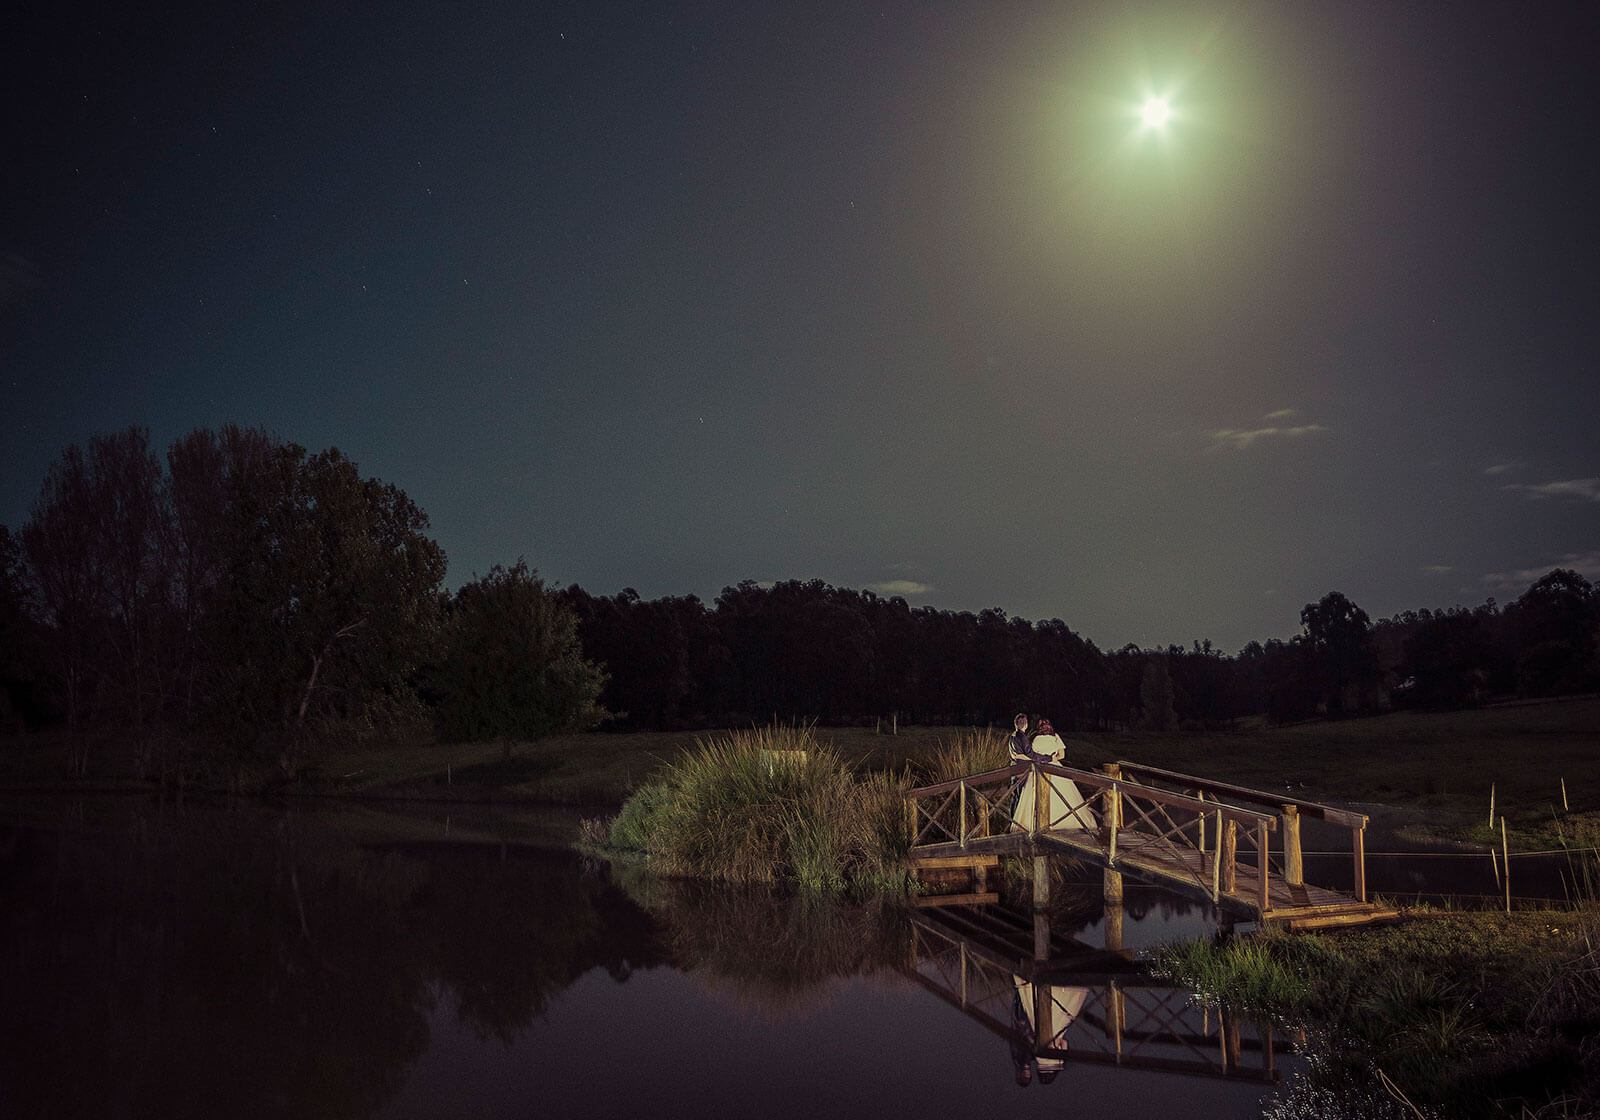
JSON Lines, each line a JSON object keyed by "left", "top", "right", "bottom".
{"left": 1483, "top": 551, "right": 1600, "bottom": 594}
{"left": 1262, "top": 408, "right": 1299, "bottom": 421}
{"left": 1501, "top": 478, "right": 1600, "bottom": 502}
{"left": 866, "top": 579, "right": 933, "bottom": 597}
{"left": 1482, "top": 462, "right": 1524, "bottom": 476}
{"left": 1422, "top": 565, "right": 1454, "bottom": 575}
{"left": 1207, "top": 418, "right": 1328, "bottom": 451}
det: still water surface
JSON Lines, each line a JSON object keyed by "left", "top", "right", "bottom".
{"left": 2, "top": 795, "right": 1315, "bottom": 1118}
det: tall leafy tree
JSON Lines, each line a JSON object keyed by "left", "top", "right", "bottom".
{"left": 0, "top": 525, "right": 42, "bottom": 731}
{"left": 214, "top": 444, "right": 447, "bottom": 775}
{"left": 438, "top": 561, "right": 606, "bottom": 753}
{"left": 21, "top": 441, "right": 105, "bottom": 773}
{"left": 1399, "top": 608, "right": 1501, "bottom": 709}
{"left": 1300, "top": 591, "right": 1378, "bottom": 715}
{"left": 1506, "top": 569, "right": 1598, "bottom": 696}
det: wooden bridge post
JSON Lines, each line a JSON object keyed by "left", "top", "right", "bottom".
{"left": 1035, "top": 981, "right": 1053, "bottom": 1053}
{"left": 1208, "top": 809, "right": 1222, "bottom": 901}
{"left": 1256, "top": 822, "right": 1270, "bottom": 912}
{"left": 958, "top": 780, "right": 968, "bottom": 850}
{"left": 1221, "top": 819, "right": 1238, "bottom": 895}
{"left": 1033, "top": 762, "right": 1049, "bottom": 837}
{"left": 1105, "top": 981, "right": 1125, "bottom": 1054}
{"left": 905, "top": 798, "right": 916, "bottom": 847}
{"left": 1100, "top": 763, "right": 1122, "bottom": 861}
{"left": 1104, "top": 868, "right": 1124, "bottom": 952}
{"left": 1032, "top": 763, "right": 1051, "bottom": 907}
{"left": 1282, "top": 804, "right": 1303, "bottom": 887}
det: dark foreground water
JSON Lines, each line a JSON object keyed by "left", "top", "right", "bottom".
{"left": 0, "top": 795, "right": 1327, "bottom": 1118}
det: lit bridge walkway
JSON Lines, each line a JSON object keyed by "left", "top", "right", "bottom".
{"left": 904, "top": 759, "right": 1398, "bottom": 929}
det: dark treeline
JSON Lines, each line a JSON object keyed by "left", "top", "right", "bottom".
{"left": 0, "top": 426, "right": 603, "bottom": 780}
{"left": 561, "top": 576, "right": 1600, "bottom": 733}
{"left": 5, "top": 427, "right": 1598, "bottom": 764}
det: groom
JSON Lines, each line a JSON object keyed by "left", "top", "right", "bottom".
{"left": 1008, "top": 712, "right": 1050, "bottom": 822}
{"left": 1008, "top": 712, "right": 1050, "bottom": 765}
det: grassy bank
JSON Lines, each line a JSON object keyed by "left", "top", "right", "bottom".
{"left": 1159, "top": 912, "right": 1600, "bottom": 1117}
{"left": 5, "top": 698, "right": 1595, "bottom": 844}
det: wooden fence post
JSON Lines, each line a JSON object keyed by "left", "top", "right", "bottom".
{"left": 1353, "top": 822, "right": 1366, "bottom": 903}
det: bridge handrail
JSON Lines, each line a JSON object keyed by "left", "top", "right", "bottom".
{"left": 1035, "top": 762, "right": 1279, "bottom": 829}
{"left": 904, "top": 763, "right": 1278, "bottom": 831}
{"left": 905, "top": 762, "right": 1029, "bottom": 798}
{"left": 1112, "top": 760, "right": 1369, "bottom": 830}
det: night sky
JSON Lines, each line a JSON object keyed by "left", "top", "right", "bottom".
{"left": 5, "top": 1, "right": 1598, "bottom": 653}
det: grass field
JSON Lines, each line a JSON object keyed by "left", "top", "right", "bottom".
{"left": 4, "top": 696, "right": 1596, "bottom": 844}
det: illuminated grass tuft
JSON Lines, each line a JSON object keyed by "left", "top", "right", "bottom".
{"left": 607, "top": 725, "right": 910, "bottom": 891}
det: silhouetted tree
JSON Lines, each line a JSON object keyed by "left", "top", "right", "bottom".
{"left": 1139, "top": 655, "right": 1178, "bottom": 733}
{"left": 437, "top": 561, "right": 606, "bottom": 753}
{"left": 21, "top": 441, "right": 106, "bottom": 773}
{"left": 1263, "top": 637, "right": 1319, "bottom": 724}
{"left": 1398, "top": 607, "right": 1502, "bottom": 709}
{"left": 0, "top": 525, "right": 45, "bottom": 731}
{"left": 1506, "top": 569, "right": 1599, "bottom": 697}
{"left": 212, "top": 444, "right": 447, "bottom": 775}
{"left": 1300, "top": 591, "right": 1379, "bottom": 715}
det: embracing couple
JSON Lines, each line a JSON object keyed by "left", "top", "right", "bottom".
{"left": 1007, "top": 712, "right": 1095, "bottom": 832}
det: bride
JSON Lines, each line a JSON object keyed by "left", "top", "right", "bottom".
{"left": 1012, "top": 719, "right": 1095, "bottom": 832}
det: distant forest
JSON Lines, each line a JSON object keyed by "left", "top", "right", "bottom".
{"left": 3, "top": 428, "right": 1597, "bottom": 779}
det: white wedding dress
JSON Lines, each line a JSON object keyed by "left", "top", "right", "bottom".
{"left": 1012, "top": 733, "right": 1095, "bottom": 832}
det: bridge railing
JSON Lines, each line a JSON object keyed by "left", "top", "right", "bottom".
{"left": 1113, "top": 761, "right": 1371, "bottom": 903}
{"left": 905, "top": 763, "right": 1281, "bottom": 909}
{"left": 904, "top": 763, "right": 1029, "bottom": 850}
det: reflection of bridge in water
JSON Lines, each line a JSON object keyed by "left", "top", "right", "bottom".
{"left": 905, "top": 902, "right": 1298, "bottom": 1085}
{"left": 906, "top": 759, "right": 1399, "bottom": 929}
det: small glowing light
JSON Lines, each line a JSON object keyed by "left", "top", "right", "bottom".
{"left": 1140, "top": 97, "right": 1173, "bottom": 129}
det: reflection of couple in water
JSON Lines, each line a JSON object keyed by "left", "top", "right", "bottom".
{"left": 1007, "top": 712, "right": 1095, "bottom": 832}
{"left": 1008, "top": 976, "right": 1089, "bottom": 1087}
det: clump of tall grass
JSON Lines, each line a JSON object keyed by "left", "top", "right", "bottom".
{"left": 607, "top": 725, "right": 910, "bottom": 892}
{"left": 922, "top": 728, "right": 1008, "bottom": 783}
{"left": 1156, "top": 932, "right": 1310, "bottom": 1012}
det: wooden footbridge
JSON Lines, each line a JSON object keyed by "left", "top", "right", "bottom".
{"left": 905, "top": 759, "right": 1398, "bottom": 929}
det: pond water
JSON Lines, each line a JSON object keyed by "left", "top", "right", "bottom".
{"left": 7, "top": 793, "right": 1502, "bottom": 1120}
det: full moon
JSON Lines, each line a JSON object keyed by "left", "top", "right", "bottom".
{"left": 1140, "top": 96, "right": 1173, "bottom": 129}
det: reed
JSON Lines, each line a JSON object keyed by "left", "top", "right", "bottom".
{"left": 922, "top": 728, "right": 1008, "bottom": 784}
{"left": 606, "top": 724, "right": 910, "bottom": 891}
{"left": 1156, "top": 933, "right": 1308, "bottom": 1011}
